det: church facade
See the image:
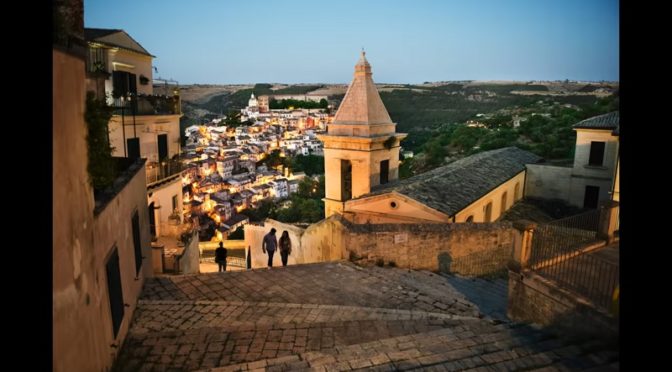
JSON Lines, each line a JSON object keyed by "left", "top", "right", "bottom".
{"left": 319, "top": 52, "right": 542, "bottom": 225}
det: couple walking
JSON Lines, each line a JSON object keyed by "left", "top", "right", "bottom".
{"left": 261, "top": 228, "right": 292, "bottom": 268}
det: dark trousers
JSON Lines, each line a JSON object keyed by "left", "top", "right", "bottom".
{"left": 217, "top": 261, "right": 226, "bottom": 272}
{"left": 280, "top": 251, "right": 289, "bottom": 266}
{"left": 267, "top": 249, "right": 275, "bottom": 267}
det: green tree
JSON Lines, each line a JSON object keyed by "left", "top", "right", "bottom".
{"left": 290, "top": 155, "right": 324, "bottom": 176}
{"left": 224, "top": 110, "right": 243, "bottom": 127}
{"left": 85, "top": 92, "right": 116, "bottom": 190}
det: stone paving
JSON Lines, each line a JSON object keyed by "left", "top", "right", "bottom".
{"left": 114, "top": 261, "right": 618, "bottom": 371}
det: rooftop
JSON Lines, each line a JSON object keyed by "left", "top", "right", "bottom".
{"left": 367, "top": 147, "right": 543, "bottom": 217}
{"left": 573, "top": 111, "right": 619, "bottom": 131}
{"left": 332, "top": 51, "right": 394, "bottom": 126}
{"left": 84, "top": 28, "right": 154, "bottom": 57}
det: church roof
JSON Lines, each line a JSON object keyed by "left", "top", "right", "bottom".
{"left": 332, "top": 51, "right": 393, "bottom": 125}
{"left": 365, "top": 147, "right": 543, "bottom": 217}
{"left": 573, "top": 111, "right": 619, "bottom": 130}
{"left": 84, "top": 28, "right": 154, "bottom": 57}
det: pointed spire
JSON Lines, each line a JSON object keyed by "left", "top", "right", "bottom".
{"left": 355, "top": 48, "right": 371, "bottom": 74}
{"left": 333, "top": 51, "right": 392, "bottom": 126}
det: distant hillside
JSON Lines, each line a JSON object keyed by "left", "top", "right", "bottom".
{"left": 178, "top": 80, "right": 618, "bottom": 154}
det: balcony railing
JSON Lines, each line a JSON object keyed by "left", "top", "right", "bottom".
{"left": 147, "top": 158, "right": 184, "bottom": 185}
{"left": 111, "top": 94, "right": 181, "bottom": 116}
{"left": 86, "top": 47, "right": 108, "bottom": 74}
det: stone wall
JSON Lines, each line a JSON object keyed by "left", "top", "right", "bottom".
{"left": 179, "top": 231, "right": 200, "bottom": 274}
{"left": 507, "top": 270, "right": 618, "bottom": 342}
{"left": 244, "top": 217, "right": 345, "bottom": 269}
{"left": 341, "top": 219, "right": 515, "bottom": 273}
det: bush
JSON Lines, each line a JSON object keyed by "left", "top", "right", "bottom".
{"left": 375, "top": 258, "right": 385, "bottom": 267}
{"left": 85, "top": 92, "right": 116, "bottom": 190}
{"left": 388, "top": 261, "right": 397, "bottom": 267}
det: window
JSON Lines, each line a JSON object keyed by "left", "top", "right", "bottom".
{"left": 380, "top": 160, "right": 389, "bottom": 185}
{"left": 132, "top": 210, "right": 143, "bottom": 276}
{"left": 484, "top": 202, "right": 493, "bottom": 223}
{"left": 588, "top": 141, "right": 606, "bottom": 166}
{"left": 112, "top": 70, "right": 137, "bottom": 98}
{"left": 172, "top": 195, "right": 178, "bottom": 213}
{"left": 501, "top": 192, "right": 508, "bottom": 214}
{"left": 465, "top": 215, "right": 474, "bottom": 223}
{"left": 106, "top": 247, "right": 125, "bottom": 338}
{"left": 514, "top": 182, "right": 521, "bottom": 201}
{"left": 341, "top": 160, "right": 352, "bottom": 201}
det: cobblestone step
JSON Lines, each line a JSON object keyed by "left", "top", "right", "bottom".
{"left": 117, "top": 262, "right": 617, "bottom": 372}
{"left": 128, "top": 300, "right": 481, "bottom": 335}
{"left": 439, "top": 273, "right": 510, "bottom": 321}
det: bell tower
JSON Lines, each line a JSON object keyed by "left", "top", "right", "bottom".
{"left": 317, "top": 51, "right": 407, "bottom": 218}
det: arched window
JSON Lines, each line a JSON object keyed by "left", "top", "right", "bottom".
{"left": 484, "top": 202, "right": 493, "bottom": 223}
{"left": 501, "top": 191, "right": 508, "bottom": 214}
{"left": 514, "top": 182, "right": 521, "bottom": 201}
{"left": 466, "top": 215, "right": 474, "bottom": 223}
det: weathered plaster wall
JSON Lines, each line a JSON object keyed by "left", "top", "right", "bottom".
{"left": 53, "top": 47, "right": 106, "bottom": 372}
{"left": 524, "top": 164, "right": 572, "bottom": 202}
{"left": 54, "top": 47, "right": 153, "bottom": 372}
{"left": 179, "top": 231, "right": 201, "bottom": 274}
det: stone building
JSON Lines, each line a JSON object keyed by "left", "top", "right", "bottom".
{"left": 84, "top": 28, "right": 193, "bottom": 273}
{"left": 317, "top": 51, "right": 407, "bottom": 218}
{"left": 525, "top": 111, "right": 620, "bottom": 208}
{"left": 318, "top": 52, "right": 540, "bottom": 224}
{"left": 53, "top": 3, "right": 153, "bottom": 370}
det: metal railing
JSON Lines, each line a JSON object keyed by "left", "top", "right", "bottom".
{"left": 529, "top": 209, "right": 600, "bottom": 266}
{"left": 111, "top": 94, "right": 181, "bottom": 116}
{"left": 86, "top": 47, "right": 107, "bottom": 74}
{"left": 535, "top": 250, "right": 619, "bottom": 311}
{"left": 147, "top": 159, "right": 184, "bottom": 185}
{"left": 527, "top": 208, "right": 619, "bottom": 313}
{"left": 200, "top": 255, "right": 247, "bottom": 269}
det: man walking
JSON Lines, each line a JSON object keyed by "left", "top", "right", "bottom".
{"left": 262, "top": 228, "right": 278, "bottom": 268}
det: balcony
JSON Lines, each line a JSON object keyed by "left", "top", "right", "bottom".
{"left": 94, "top": 157, "right": 147, "bottom": 215}
{"left": 111, "top": 94, "right": 181, "bottom": 116}
{"left": 147, "top": 158, "right": 185, "bottom": 186}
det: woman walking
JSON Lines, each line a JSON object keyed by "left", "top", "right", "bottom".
{"left": 279, "top": 231, "right": 292, "bottom": 267}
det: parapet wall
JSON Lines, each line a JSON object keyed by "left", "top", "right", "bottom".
{"left": 341, "top": 218, "right": 515, "bottom": 273}
{"left": 245, "top": 215, "right": 515, "bottom": 273}
{"left": 507, "top": 270, "right": 618, "bottom": 342}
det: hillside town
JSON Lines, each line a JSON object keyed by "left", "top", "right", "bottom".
{"left": 180, "top": 93, "right": 333, "bottom": 241}
{"left": 54, "top": 1, "right": 620, "bottom": 371}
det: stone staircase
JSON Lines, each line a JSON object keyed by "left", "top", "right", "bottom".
{"left": 197, "top": 319, "right": 617, "bottom": 371}
{"left": 114, "top": 262, "right": 618, "bottom": 371}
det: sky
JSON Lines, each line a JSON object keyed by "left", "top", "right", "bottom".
{"left": 84, "top": 0, "right": 619, "bottom": 85}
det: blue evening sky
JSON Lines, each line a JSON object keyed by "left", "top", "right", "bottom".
{"left": 84, "top": 0, "right": 619, "bottom": 84}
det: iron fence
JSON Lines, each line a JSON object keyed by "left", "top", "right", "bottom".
{"left": 527, "top": 208, "right": 619, "bottom": 313}
{"left": 147, "top": 159, "right": 184, "bottom": 185}
{"left": 536, "top": 251, "right": 618, "bottom": 311}
{"left": 529, "top": 209, "right": 600, "bottom": 266}
{"left": 111, "top": 94, "right": 180, "bottom": 116}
